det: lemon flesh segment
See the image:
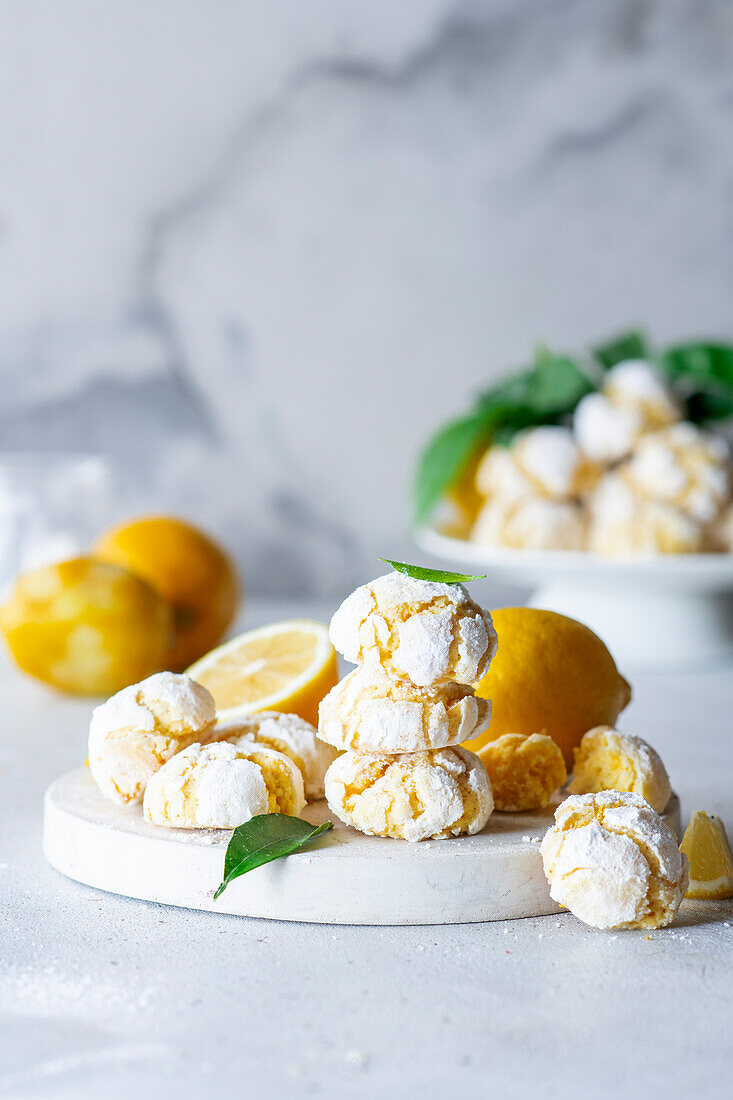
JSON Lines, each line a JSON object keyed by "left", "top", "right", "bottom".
{"left": 186, "top": 620, "right": 338, "bottom": 728}
{"left": 680, "top": 811, "right": 733, "bottom": 900}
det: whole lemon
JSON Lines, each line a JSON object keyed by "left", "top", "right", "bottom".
{"left": 93, "top": 515, "right": 240, "bottom": 670}
{"left": 0, "top": 557, "right": 173, "bottom": 695}
{"left": 465, "top": 607, "right": 631, "bottom": 767}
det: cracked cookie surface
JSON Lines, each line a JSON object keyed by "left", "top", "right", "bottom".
{"left": 569, "top": 726, "right": 671, "bottom": 813}
{"left": 143, "top": 740, "right": 305, "bottom": 828}
{"left": 541, "top": 790, "right": 687, "bottom": 930}
{"left": 324, "top": 746, "right": 493, "bottom": 841}
{"left": 318, "top": 667, "right": 490, "bottom": 753}
{"left": 212, "top": 709, "right": 337, "bottom": 801}
{"left": 88, "top": 672, "right": 215, "bottom": 805}
{"left": 329, "top": 571, "right": 496, "bottom": 687}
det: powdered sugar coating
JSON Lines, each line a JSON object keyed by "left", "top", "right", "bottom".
{"left": 318, "top": 667, "right": 491, "bottom": 753}
{"left": 516, "top": 427, "right": 592, "bottom": 497}
{"left": 325, "top": 746, "right": 493, "bottom": 841}
{"left": 604, "top": 360, "right": 680, "bottom": 421}
{"left": 588, "top": 471, "right": 704, "bottom": 555}
{"left": 475, "top": 427, "right": 596, "bottom": 502}
{"left": 568, "top": 726, "right": 671, "bottom": 813}
{"left": 574, "top": 393, "right": 644, "bottom": 464}
{"left": 143, "top": 742, "right": 269, "bottom": 828}
{"left": 574, "top": 362, "right": 679, "bottom": 464}
{"left": 88, "top": 673, "right": 216, "bottom": 805}
{"left": 475, "top": 445, "right": 534, "bottom": 501}
{"left": 213, "top": 710, "right": 337, "bottom": 800}
{"left": 541, "top": 790, "right": 688, "bottom": 930}
{"left": 625, "top": 423, "right": 731, "bottom": 524}
{"left": 143, "top": 740, "right": 305, "bottom": 828}
{"left": 471, "top": 496, "right": 586, "bottom": 551}
{"left": 329, "top": 572, "right": 496, "bottom": 687}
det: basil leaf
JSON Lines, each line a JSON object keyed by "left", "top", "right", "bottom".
{"left": 593, "top": 331, "right": 649, "bottom": 370}
{"left": 413, "top": 412, "right": 491, "bottom": 525}
{"left": 214, "top": 814, "right": 332, "bottom": 900}
{"left": 379, "top": 559, "right": 486, "bottom": 584}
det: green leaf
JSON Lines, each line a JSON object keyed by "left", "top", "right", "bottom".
{"left": 661, "top": 342, "right": 733, "bottom": 383}
{"left": 478, "top": 353, "right": 592, "bottom": 419}
{"left": 379, "top": 558, "right": 486, "bottom": 584}
{"left": 413, "top": 412, "right": 491, "bottom": 525}
{"left": 214, "top": 814, "right": 332, "bottom": 900}
{"left": 530, "top": 350, "right": 594, "bottom": 414}
{"left": 477, "top": 369, "right": 536, "bottom": 410}
{"left": 414, "top": 350, "right": 595, "bottom": 520}
{"left": 660, "top": 342, "right": 733, "bottom": 422}
{"left": 592, "top": 331, "right": 649, "bottom": 370}
{"left": 685, "top": 391, "right": 733, "bottom": 422}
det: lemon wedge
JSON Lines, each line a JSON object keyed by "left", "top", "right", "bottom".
{"left": 186, "top": 619, "right": 338, "bottom": 728}
{"left": 679, "top": 811, "right": 733, "bottom": 900}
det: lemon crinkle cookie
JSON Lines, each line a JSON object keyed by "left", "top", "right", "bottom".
{"left": 212, "top": 710, "right": 337, "bottom": 800}
{"left": 475, "top": 426, "right": 597, "bottom": 503}
{"left": 573, "top": 360, "right": 680, "bottom": 464}
{"left": 541, "top": 790, "right": 688, "bottom": 930}
{"left": 143, "top": 741, "right": 305, "bottom": 829}
{"left": 329, "top": 571, "right": 496, "bottom": 687}
{"left": 478, "top": 733, "right": 566, "bottom": 812}
{"left": 623, "top": 423, "right": 731, "bottom": 525}
{"left": 318, "top": 667, "right": 490, "bottom": 753}
{"left": 568, "top": 726, "right": 671, "bottom": 813}
{"left": 88, "top": 672, "right": 215, "bottom": 804}
{"left": 471, "top": 496, "right": 587, "bottom": 551}
{"left": 324, "top": 747, "right": 492, "bottom": 842}
{"left": 588, "top": 471, "right": 704, "bottom": 555}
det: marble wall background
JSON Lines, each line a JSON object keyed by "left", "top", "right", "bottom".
{"left": 1, "top": 0, "right": 732, "bottom": 595}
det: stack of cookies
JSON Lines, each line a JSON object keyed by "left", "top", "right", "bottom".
{"left": 319, "top": 570, "right": 498, "bottom": 841}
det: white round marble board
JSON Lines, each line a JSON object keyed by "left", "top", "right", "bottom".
{"left": 43, "top": 768, "right": 681, "bottom": 926}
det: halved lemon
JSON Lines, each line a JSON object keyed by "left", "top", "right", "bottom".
{"left": 679, "top": 810, "right": 733, "bottom": 900}
{"left": 186, "top": 619, "right": 338, "bottom": 728}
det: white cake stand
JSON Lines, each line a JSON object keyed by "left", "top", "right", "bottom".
{"left": 43, "top": 768, "right": 680, "bottom": 926}
{"left": 415, "top": 525, "right": 733, "bottom": 671}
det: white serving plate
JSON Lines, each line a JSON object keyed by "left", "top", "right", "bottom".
{"left": 42, "top": 768, "right": 681, "bottom": 926}
{"left": 415, "top": 525, "right": 733, "bottom": 670}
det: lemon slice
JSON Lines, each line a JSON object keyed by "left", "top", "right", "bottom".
{"left": 186, "top": 619, "right": 338, "bottom": 728}
{"left": 679, "top": 811, "right": 733, "bottom": 900}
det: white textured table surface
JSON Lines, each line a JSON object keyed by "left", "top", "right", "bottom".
{"left": 2, "top": 601, "right": 732, "bottom": 1099}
